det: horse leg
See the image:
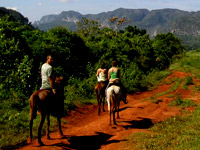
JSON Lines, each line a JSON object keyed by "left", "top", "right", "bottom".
{"left": 38, "top": 113, "right": 46, "bottom": 146}
{"left": 29, "top": 119, "right": 33, "bottom": 143}
{"left": 29, "top": 110, "right": 35, "bottom": 143}
{"left": 95, "top": 89, "right": 101, "bottom": 115}
{"left": 113, "top": 107, "right": 117, "bottom": 125}
{"left": 109, "top": 108, "right": 112, "bottom": 125}
{"left": 29, "top": 95, "right": 37, "bottom": 143}
{"left": 47, "top": 114, "right": 50, "bottom": 139}
{"left": 102, "top": 97, "right": 105, "bottom": 112}
{"left": 117, "top": 101, "right": 120, "bottom": 119}
{"left": 57, "top": 117, "right": 63, "bottom": 136}
{"left": 97, "top": 96, "right": 101, "bottom": 115}
{"left": 109, "top": 95, "right": 113, "bottom": 125}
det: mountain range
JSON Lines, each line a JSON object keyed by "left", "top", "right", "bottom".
{"left": 1, "top": 7, "right": 200, "bottom": 49}
{"left": 33, "top": 8, "right": 200, "bottom": 37}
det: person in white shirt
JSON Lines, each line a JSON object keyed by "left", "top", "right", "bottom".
{"left": 40, "top": 55, "right": 56, "bottom": 94}
{"left": 96, "top": 62, "right": 108, "bottom": 83}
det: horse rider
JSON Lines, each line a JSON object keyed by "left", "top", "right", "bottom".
{"left": 40, "top": 54, "right": 56, "bottom": 94}
{"left": 96, "top": 62, "right": 109, "bottom": 90}
{"left": 106, "top": 60, "right": 127, "bottom": 103}
{"left": 96, "top": 62, "right": 108, "bottom": 84}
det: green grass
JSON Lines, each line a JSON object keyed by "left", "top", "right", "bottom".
{"left": 169, "top": 94, "right": 197, "bottom": 108}
{"left": 0, "top": 99, "right": 60, "bottom": 150}
{"left": 125, "top": 51, "right": 200, "bottom": 150}
{"left": 126, "top": 106, "right": 200, "bottom": 150}
{"left": 170, "top": 51, "right": 200, "bottom": 79}
{"left": 145, "top": 70, "right": 171, "bottom": 91}
{"left": 149, "top": 78, "right": 182, "bottom": 100}
{"left": 182, "top": 75, "right": 194, "bottom": 90}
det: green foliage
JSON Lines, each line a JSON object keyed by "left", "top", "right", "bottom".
{"left": 65, "top": 75, "right": 96, "bottom": 102}
{"left": 77, "top": 17, "right": 100, "bottom": 37}
{"left": 0, "top": 15, "right": 185, "bottom": 149}
{"left": 0, "top": 17, "right": 185, "bottom": 99}
{"left": 153, "top": 33, "right": 184, "bottom": 70}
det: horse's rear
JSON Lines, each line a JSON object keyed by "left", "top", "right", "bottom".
{"left": 29, "top": 89, "right": 52, "bottom": 145}
{"left": 106, "top": 85, "right": 123, "bottom": 125}
{"left": 29, "top": 90, "right": 51, "bottom": 118}
{"left": 94, "top": 81, "right": 107, "bottom": 115}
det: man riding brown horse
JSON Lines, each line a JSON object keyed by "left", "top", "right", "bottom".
{"left": 29, "top": 55, "right": 64, "bottom": 145}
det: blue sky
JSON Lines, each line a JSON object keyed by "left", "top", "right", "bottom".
{"left": 0, "top": 0, "right": 200, "bottom": 22}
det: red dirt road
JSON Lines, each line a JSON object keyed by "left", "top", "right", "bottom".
{"left": 17, "top": 71, "right": 200, "bottom": 150}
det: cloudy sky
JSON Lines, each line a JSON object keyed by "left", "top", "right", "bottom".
{"left": 1, "top": 0, "right": 200, "bottom": 22}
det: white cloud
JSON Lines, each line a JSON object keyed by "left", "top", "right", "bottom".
{"left": 38, "top": 2, "right": 43, "bottom": 6}
{"left": 7, "top": 7, "right": 18, "bottom": 11}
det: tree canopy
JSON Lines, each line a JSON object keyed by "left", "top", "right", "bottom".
{"left": 0, "top": 17, "right": 184, "bottom": 100}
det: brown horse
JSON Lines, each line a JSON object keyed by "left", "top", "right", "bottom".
{"left": 94, "top": 81, "right": 108, "bottom": 115}
{"left": 29, "top": 77, "right": 64, "bottom": 146}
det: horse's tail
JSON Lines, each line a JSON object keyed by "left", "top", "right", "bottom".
{"left": 107, "top": 86, "right": 114, "bottom": 112}
{"left": 29, "top": 92, "right": 39, "bottom": 120}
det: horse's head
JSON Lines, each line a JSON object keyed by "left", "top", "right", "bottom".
{"left": 54, "top": 77, "right": 65, "bottom": 108}
{"left": 55, "top": 77, "right": 64, "bottom": 87}
{"left": 54, "top": 76, "right": 65, "bottom": 95}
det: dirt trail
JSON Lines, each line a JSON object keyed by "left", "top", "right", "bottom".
{"left": 17, "top": 71, "right": 200, "bottom": 150}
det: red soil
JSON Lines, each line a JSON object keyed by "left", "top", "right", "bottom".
{"left": 17, "top": 71, "right": 200, "bottom": 150}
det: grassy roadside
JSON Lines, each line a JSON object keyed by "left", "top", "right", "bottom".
{"left": 126, "top": 106, "right": 200, "bottom": 150}
{"left": 125, "top": 50, "right": 200, "bottom": 150}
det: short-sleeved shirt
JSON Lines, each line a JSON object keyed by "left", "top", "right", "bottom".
{"left": 40, "top": 63, "right": 53, "bottom": 89}
{"left": 97, "top": 68, "right": 107, "bottom": 82}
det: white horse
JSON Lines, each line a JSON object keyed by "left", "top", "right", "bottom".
{"left": 106, "top": 85, "right": 123, "bottom": 125}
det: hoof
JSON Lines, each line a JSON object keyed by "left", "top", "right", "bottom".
{"left": 38, "top": 140, "right": 45, "bottom": 146}
{"left": 60, "top": 131, "right": 64, "bottom": 136}
{"left": 123, "top": 99, "right": 128, "bottom": 104}
{"left": 60, "top": 134, "right": 65, "bottom": 139}
{"left": 27, "top": 137, "right": 32, "bottom": 144}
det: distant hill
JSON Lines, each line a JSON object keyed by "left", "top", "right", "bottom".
{"left": 1, "top": 7, "right": 200, "bottom": 49}
{"left": 33, "top": 8, "right": 200, "bottom": 36}
{"left": 32, "top": 8, "right": 200, "bottom": 49}
{"left": 0, "top": 7, "right": 29, "bottom": 25}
